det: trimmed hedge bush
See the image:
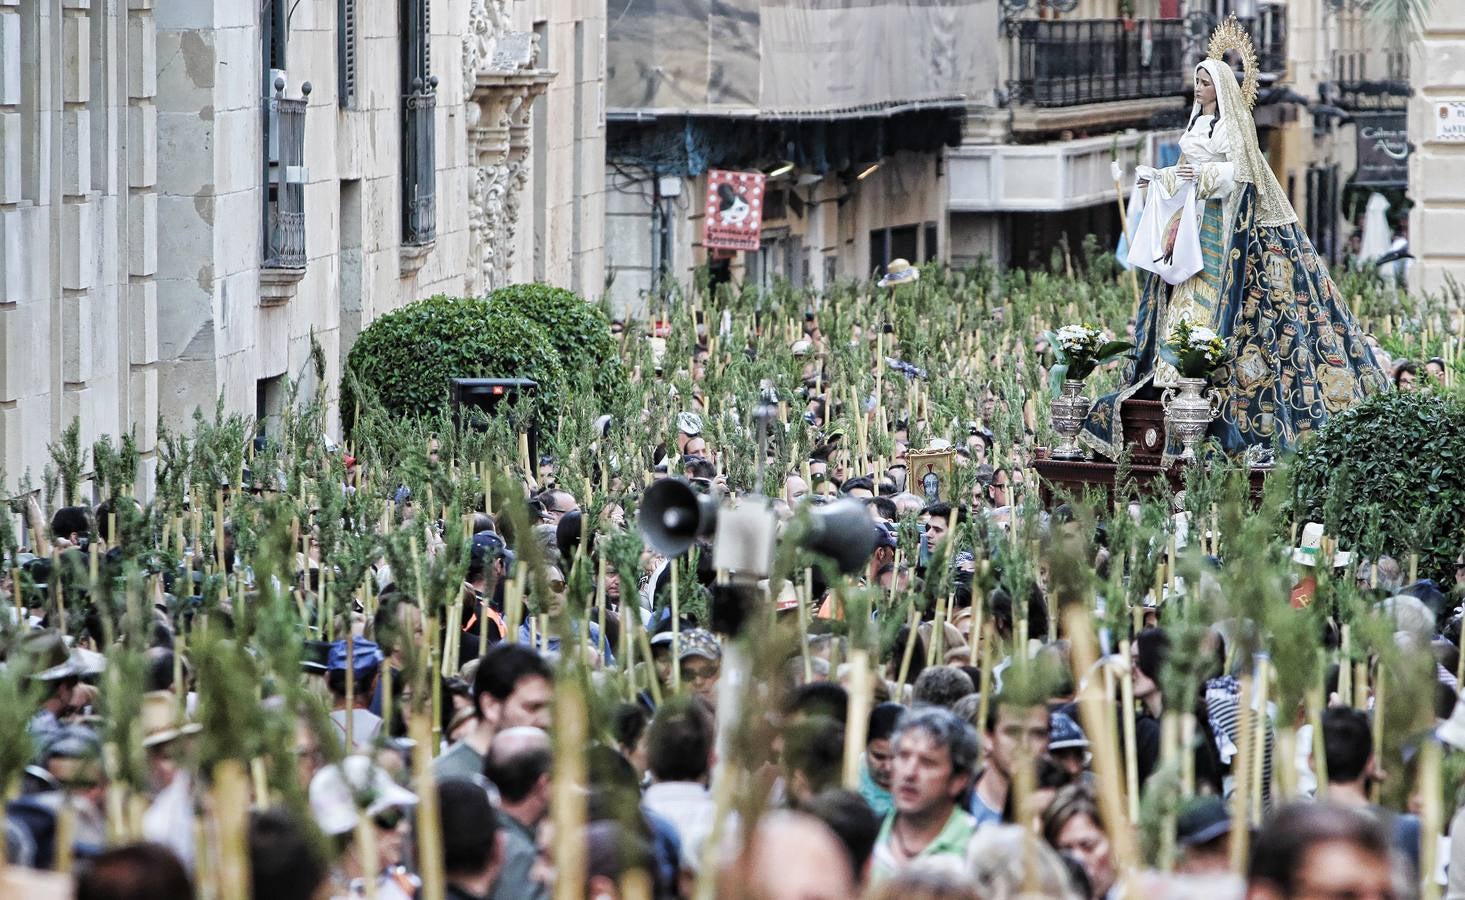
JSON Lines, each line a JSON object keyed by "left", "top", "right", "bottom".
{"left": 488, "top": 283, "right": 625, "bottom": 406}
{"left": 1292, "top": 390, "right": 1465, "bottom": 584}
{"left": 344, "top": 294, "right": 565, "bottom": 429}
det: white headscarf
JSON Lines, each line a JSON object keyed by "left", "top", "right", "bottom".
{"left": 1191, "top": 57, "right": 1297, "bottom": 227}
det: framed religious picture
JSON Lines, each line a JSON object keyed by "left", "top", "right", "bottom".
{"left": 906, "top": 448, "right": 956, "bottom": 503}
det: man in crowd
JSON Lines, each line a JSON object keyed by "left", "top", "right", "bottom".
{"left": 483, "top": 728, "right": 551, "bottom": 900}
{"left": 326, "top": 637, "right": 384, "bottom": 751}
{"left": 1175, "top": 796, "right": 1231, "bottom": 876}
{"left": 912, "top": 665, "right": 974, "bottom": 710}
{"left": 642, "top": 699, "right": 717, "bottom": 875}
{"left": 920, "top": 502, "right": 963, "bottom": 552}
{"left": 971, "top": 693, "right": 1050, "bottom": 826}
{"left": 1319, "top": 706, "right": 1421, "bottom": 878}
{"left": 249, "top": 810, "right": 328, "bottom": 900}
{"left": 870, "top": 706, "right": 979, "bottom": 879}
{"left": 534, "top": 489, "right": 580, "bottom": 527}
{"left": 676, "top": 628, "right": 722, "bottom": 710}
{"left": 17, "top": 631, "right": 81, "bottom": 742}
{"left": 436, "top": 643, "right": 553, "bottom": 779}
{"left": 1246, "top": 802, "right": 1395, "bottom": 900}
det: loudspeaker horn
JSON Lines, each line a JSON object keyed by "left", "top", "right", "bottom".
{"left": 639, "top": 478, "right": 719, "bottom": 557}
{"left": 804, "top": 498, "right": 879, "bottom": 576}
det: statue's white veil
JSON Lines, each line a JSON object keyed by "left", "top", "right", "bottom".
{"left": 1191, "top": 58, "right": 1297, "bottom": 227}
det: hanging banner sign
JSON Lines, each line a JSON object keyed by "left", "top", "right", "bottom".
{"left": 1354, "top": 113, "right": 1409, "bottom": 188}
{"left": 703, "top": 170, "right": 766, "bottom": 252}
{"left": 1435, "top": 101, "right": 1465, "bottom": 142}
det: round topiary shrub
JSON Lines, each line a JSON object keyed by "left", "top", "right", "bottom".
{"left": 488, "top": 283, "right": 625, "bottom": 406}
{"left": 1292, "top": 390, "right": 1465, "bottom": 584}
{"left": 344, "top": 294, "right": 565, "bottom": 428}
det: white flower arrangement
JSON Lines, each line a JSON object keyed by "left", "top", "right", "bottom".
{"left": 1163, "top": 319, "right": 1228, "bottom": 377}
{"left": 1043, "top": 323, "right": 1134, "bottom": 395}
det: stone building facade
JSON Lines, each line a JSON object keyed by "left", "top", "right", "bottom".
{"left": 0, "top": 0, "right": 605, "bottom": 496}
{"left": 1409, "top": 2, "right": 1465, "bottom": 296}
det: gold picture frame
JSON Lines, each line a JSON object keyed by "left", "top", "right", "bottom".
{"left": 906, "top": 448, "right": 956, "bottom": 504}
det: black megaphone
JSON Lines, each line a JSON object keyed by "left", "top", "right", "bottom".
{"left": 803, "top": 498, "right": 880, "bottom": 576}
{"left": 639, "top": 478, "right": 719, "bottom": 557}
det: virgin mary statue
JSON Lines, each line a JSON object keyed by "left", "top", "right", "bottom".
{"left": 1081, "top": 18, "right": 1388, "bottom": 463}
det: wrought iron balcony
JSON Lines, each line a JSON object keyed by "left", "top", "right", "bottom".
{"left": 402, "top": 77, "right": 438, "bottom": 247}
{"left": 1008, "top": 19, "right": 1187, "bottom": 109}
{"left": 264, "top": 80, "right": 310, "bottom": 270}
{"left": 1253, "top": 8, "right": 1286, "bottom": 78}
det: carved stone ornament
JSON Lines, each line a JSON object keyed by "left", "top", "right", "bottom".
{"left": 462, "top": 3, "right": 555, "bottom": 296}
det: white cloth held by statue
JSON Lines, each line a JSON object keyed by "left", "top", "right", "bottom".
{"left": 1127, "top": 178, "right": 1203, "bottom": 285}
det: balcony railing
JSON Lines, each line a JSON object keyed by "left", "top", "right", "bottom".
{"left": 1251, "top": 8, "right": 1286, "bottom": 77}
{"left": 402, "top": 78, "right": 438, "bottom": 247}
{"left": 1009, "top": 19, "right": 1187, "bottom": 108}
{"left": 264, "top": 82, "right": 310, "bottom": 269}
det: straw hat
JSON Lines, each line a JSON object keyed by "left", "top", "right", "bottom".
{"left": 140, "top": 690, "right": 203, "bottom": 749}
{"left": 1291, "top": 522, "right": 1350, "bottom": 568}
{"left": 877, "top": 259, "right": 920, "bottom": 288}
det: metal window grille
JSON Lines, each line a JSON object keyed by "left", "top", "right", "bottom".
{"left": 1009, "top": 19, "right": 1187, "bottom": 108}
{"left": 265, "top": 83, "right": 309, "bottom": 269}
{"left": 1250, "top": 10, "right": 1286, "bottom": 77}
{"left": 403, "top": 85, "right": 437, "bottom": 245}
{"left": 401, "top": 0, "right": 436, "bottom": 246}
{"left": 338, "top": 0, "right": 357, "bottom": 107}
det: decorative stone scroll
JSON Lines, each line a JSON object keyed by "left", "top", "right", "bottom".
{"left": 462, "top": 6, "right": 555, "bottom": 295}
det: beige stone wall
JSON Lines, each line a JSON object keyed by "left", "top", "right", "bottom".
{"left": 0, "top": 0, "right": 159, "bottom": 495}
{"left": 1409, "top": 2, "right": 1465, "bottom": 297}
{"left": 507, "top": 0, "right": 607, "bottom": 296}
{"left": 154, "top": 0, "right": 480, "bottom": 438}
{"left": 1, "top": 0, "right": 607, "bottom": 493}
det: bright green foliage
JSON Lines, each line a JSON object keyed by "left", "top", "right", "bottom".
{"left": 488, "top": 283, "right": 626, "bottom": 408}
{"left": 344, "top": 294, "right": 566, "bottom": 430}
{"left": 1292, "top": 390, "right": 1465, "bottom": 584}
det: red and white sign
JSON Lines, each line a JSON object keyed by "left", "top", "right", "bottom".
{"left": 703, "top": 170, "right": 766, "bottom": 252}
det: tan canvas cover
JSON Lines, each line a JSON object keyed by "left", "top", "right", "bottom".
{"left": 607, "top": 0, "right": 997, "bottom": 116}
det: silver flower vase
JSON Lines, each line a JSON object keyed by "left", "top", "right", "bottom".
{"left": 1160, "top": 377, "right": 1221, "bottom": 462}
{"left": 1049, "top": 379, "right": 1091, "bottom": 460}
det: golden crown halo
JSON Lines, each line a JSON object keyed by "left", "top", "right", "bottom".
{"left": 1206, "top": 14, "right": 1259, "bottom": 110}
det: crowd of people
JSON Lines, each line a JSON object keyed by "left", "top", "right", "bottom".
{"left": 2, "top": 278, "right": 1463, "bottom": 900}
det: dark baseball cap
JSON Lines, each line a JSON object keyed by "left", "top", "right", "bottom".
{"left": 874, "top": 521, "right": 898, "bottom": 549}
{"left": 1176, "top": 796, "right": 1231, "bottom": 847}
{"left": 471, "top": 530, "right": 515, "bottom": 569}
